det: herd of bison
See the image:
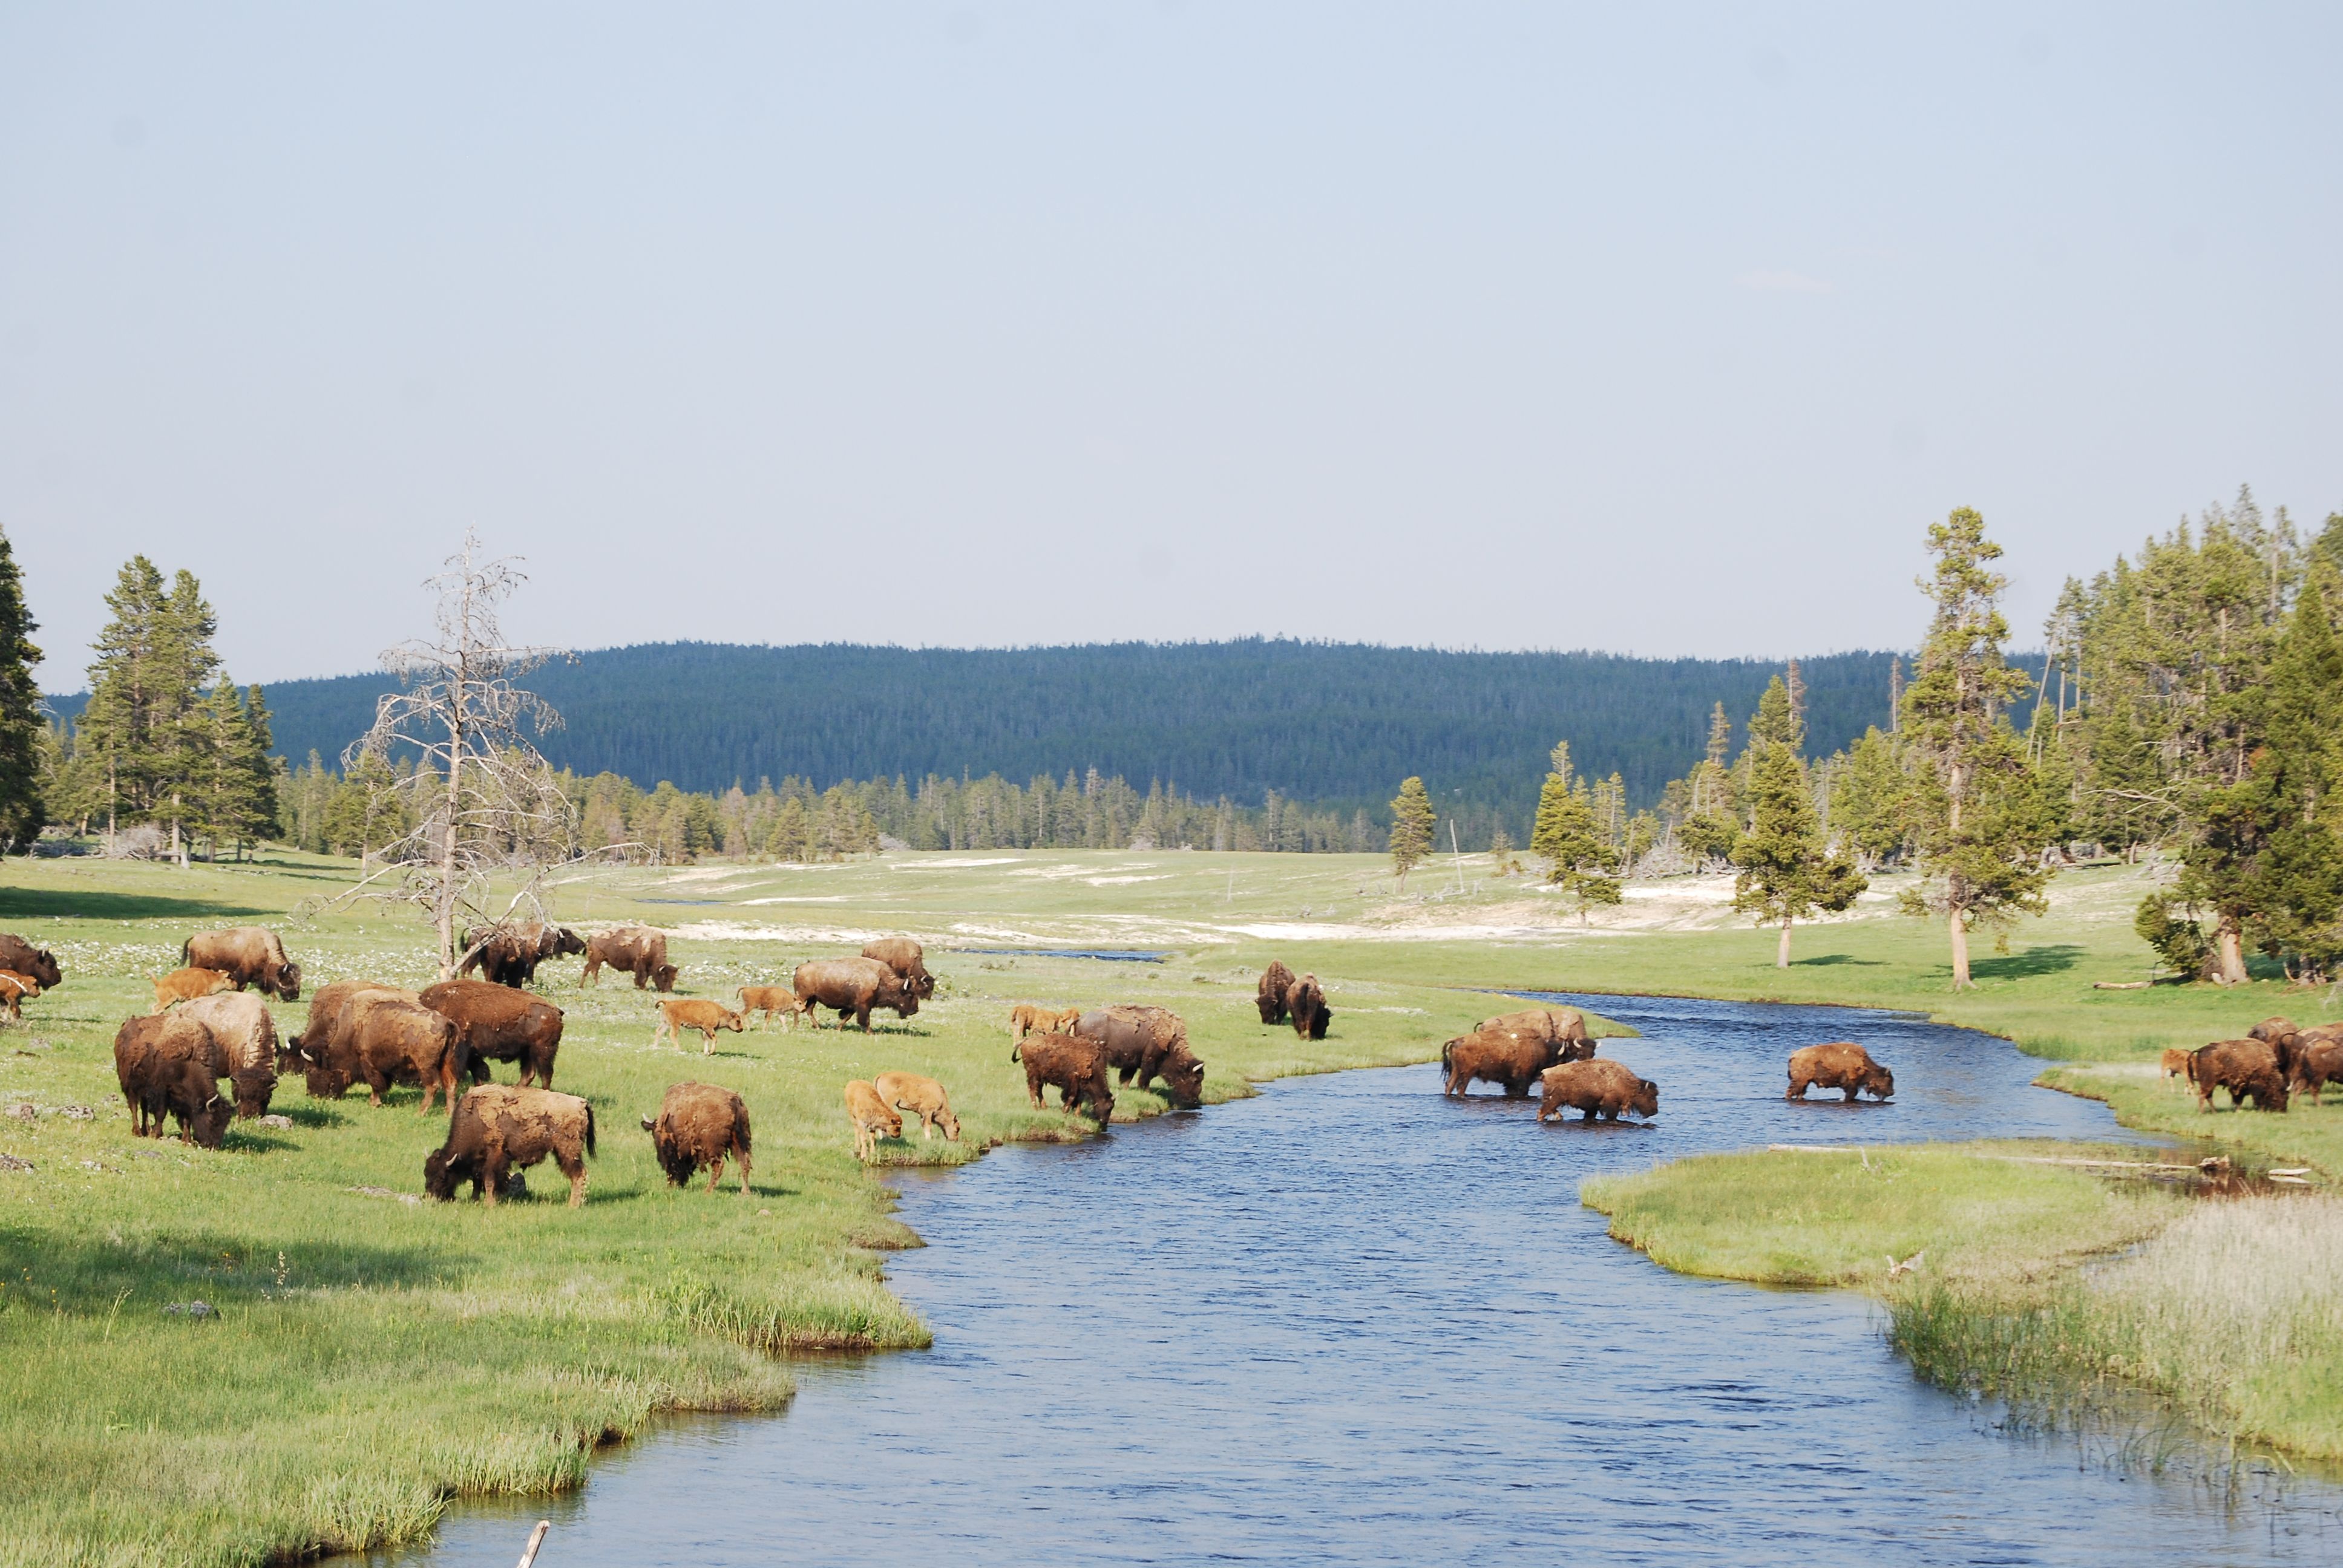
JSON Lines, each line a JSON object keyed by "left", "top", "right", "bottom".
{"left": 0, "top": 923, "right": 2335, "bottom": 1213}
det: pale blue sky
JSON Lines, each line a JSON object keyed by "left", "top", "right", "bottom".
{"left": 5, "top": 2, "right": 2338, "bottom": 686}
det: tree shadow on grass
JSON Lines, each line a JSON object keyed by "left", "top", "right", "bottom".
{"left": 1968, "top": 944, "right": 2087, "bottom": 981}
{"left": 0, "top": 1226, "right": 460, "bottom": 1312}
{"left": 1792, "top": 955, "right": 1885, "bottom": 967}
{"left": 0, "top": 887, "right": 269, "bottom": 923}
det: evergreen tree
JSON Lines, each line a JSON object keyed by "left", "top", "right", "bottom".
{"left": 1487, "top": 823, "right": 1515, "bottom": 876}
{"left": 1898, "top": 508, "right": 2057, "bottom": 988}
{"left": 1746, "top": 673, "right": 1804, "bottom": 752}
{"left": 151, "top": 570, "right": 221, "bottom": 866}
{"left": 0, "top": 526, "right": 42, "bottom": 849}
{"left": 79, "top": 557, "right": 171, "bottom": 841}
{"left": 1538, "top": 778, "right": 1622, "bottom": 921}
{"left": 1830, "top": 727, "right": 1909, "bottom": 868}
{"left": 765, "top": 795, "right": 811, "bottom": 861}
{"left": 1388, "top": 776, "right": 1435, "bottom": 887}
{"left": 2234, "top": 572, "right": 2343, "bottom": 978}
{"left": 1732, "top": 742, "right": 1867, "bottom": 965}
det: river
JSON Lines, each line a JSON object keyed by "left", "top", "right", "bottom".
{"left": 362, "top": 993, "right": 2343, "bottom": 1565}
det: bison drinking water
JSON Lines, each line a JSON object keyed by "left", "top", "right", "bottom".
{"left": 1012, "top": 1033, "right": 1116, "bottom": 1125}
{"left": 844, "top": 1079, "right": 902, "bottom": 1162}
{"left": 643, "top": 1081, "right": 753, "bottom": 1197}
{"left": 794, "top": 958, "right": 919, "bottom": 1033}
{"left": 1538, "top": 1058, "right": 1659, "bottom": 1123}
{"left": 875, "top": 1071, "right": 960, "bottom": 1141}
{"left": 419, "top": 979, "right": 565, "bottom": 1088}
{"left": 182, "top": 927, "right": 301, "bottom": 1001}
{"left": 1256, "top": 960, "right": 1297, "bottom": 1025}
{"left": 426, "top": 1084, "right": 595, "bottom": 1207}
{"left": 1786, "top": 1042, "right": 1895, "bottom": 1103}
{"left": 1072, "top": 1005, "right": 1204, "bottom": 1106}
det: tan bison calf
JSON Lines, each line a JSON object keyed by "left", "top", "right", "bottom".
{"left": 844, "top": 1079, "right": 903, "bottom": 1162}
{"left": 174, "top": 992, "right": 281, "bottom": 1117}
{"left": 738, "top": 985, "right": 806, "bottom": 1030}
{"left": 875, "top": 1071, "right": 960, "bottom": 1141}
{"left": 2160, "top": 1047, "right": 2193, "bottom": 1080}
{"left": 1538, "top": 1058, "right": 1659, "bottom": 1123}
{"left": 182, "top": 927, "right": 302, "bottom": 1001}
{"left": 427, "top": 1084, "right": 595, "bottom": 1207}
{"left": 1256, "top": 959, "right": 1297, "bottom": 1025}
{"left": 113, "top": 1014, "right": 233, "bottom": 1146}
{"left": 0, "top": 970, "right": 40, "bottom": 1022}
{"left": 643, "top": 1081, "right": 754, "bottom": 1196}
{"left": 151, "top": 967, "right": 234, "bottom": 1013}
{"left": 1009, "top": 1003, "right": 1083, "bottom": 1042}
{"left": 1786, "top": 1042, "right": 1895, "bottom": 1103}
{"left": 655, "top": 998, "right": 746, "bottom": 1054}
{"left": 2187, "top": 1039, "right": 2289, "bottom": 1111}
{"left": 1011, "top": 1033, "right": 1116, "bottom": 1125}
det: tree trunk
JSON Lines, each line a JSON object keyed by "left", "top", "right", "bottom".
{"left": 2217, "top": 916, "right": 2248, "bottom": 986}
{"left": 1777, "top": 917, "right": 1794, "bottom": 969}
{"left": 1948, "top": 906, "right": 1973, "bottom": 990}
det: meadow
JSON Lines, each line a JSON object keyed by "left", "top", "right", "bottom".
{"left": 1, "top": 844, "right": 2332, "bottom": 1563}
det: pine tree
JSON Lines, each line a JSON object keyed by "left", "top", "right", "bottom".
{"left": 1487, "top": 823, "right": 1515, "bottom": 876}
{"left": 79, "top": 557, "right": 171, "bottom": 843}
{"left": 1732, "top": 741, "right": 1867, "bottom": 965}
{"left": 1538, "top": 779, "right": 1622, "bottom": 921}
{"left": 0, "top": 526, "right": 42, "bottom": 850}
{"left": 1388, "top": 776, "right": 1435, "bottom": 888}
{"left": 765, "top": 795, "right": 810, "bottom": 861}
{"left": 2234, "top": 571, "right": 2343, "bottom": 978}
{"left": 151, "top": 570, "right": 221, "bottom": 866}
{"left": 1746, "top": 673, "right": 1804, "bottom": 752}
{"left": 1899, "top": 508, "right": 2057, "bottom": 988}
{"left": 1830, "top": 727, "right": 1909, "bottom": 868}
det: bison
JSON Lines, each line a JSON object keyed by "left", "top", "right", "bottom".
{"left": 844, "top": 1079, "right": 902, "bottom": 1161}
{"left": 1786, "top": 1042, "right": 1895, "bottom": 1103}
{"left": 738, "top": 985, "right": 806, "bottom": 1030}
{"left": 419, "top": 979, "right": 564, "bottom": 1088}
{"left": 182, "top": 927, "right": 301, "bottom": 1001}
{"left": 1256, "top": 960, "right": 1297, "bottom": 1025}
{"left": 1072, "top": 1005, "right": 1204, "bottom": 1106}
{"left": 298, "top": 988, "right": 467, "bottom": 1112}
{"left": 2288, "top": 1025, "right": 2343, "bottom": 1104}
{"left": 1473, "top": 1007, "right": 1594, "bottom": 1054}
{"left": 460, "top": 922, "right": 586, "bottom": 988}
{"left": 2187, "top": 1039, "right": 2289, "bottom": 1112}
{"left": 1009, "top": 1004, "right": 1083, "bottom": 1042}
{"left": 1442, "top": 1024, "right": 1591, "bottom": 1099}
{"left": 794, "top": 957, "right": 919, "bottom": 1033}
{"left": 1284, "top": 974, "right": 1331, "bottom": 1040}
{"left": 2160, "top": 1047, "right": 2193, "bottom": 1080}
{"left": 151, "top": 966, "right": 234, "bottom": 1013}
{"left": 426, "top": 1084, "right": 595, "bottom": 1207}
{"left": 1012, "top": 1033, "right": 1115, "bottom": 1125}
{"left": 862, "top": 937, "right": 936, "bottom": 999}
{"left": 0, "top": 934, "right": 61, "bottom": 990}
{"left": 174, "top": 992, "right": 281, "bottom": 1117}
{"left": 875, "top": 1071, "right": 960, "bottom": 1142}
{"left": 0, "top": 970, "right": 39, "bottom": 1022}
{"left": 1538, "top": 1058, "right": 1659, "bottom": 1123}
{"left": 642, "top": 1081, "right": 753, "bottom": 1196}
{"left": 655, "top": 998, "right": 746, "bottom": 1054}
{"left": 2249, "top": 1016, "right": 2306, "bottom": 1082}
{"left": 113, "top": 1014, "right": 232, "bottom": 1146}
{"left": 582, "top": 926, "right": 673, "bottom": 990}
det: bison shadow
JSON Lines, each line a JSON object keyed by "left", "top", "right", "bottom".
{"left": 0, "top": 887, "right": 270, "bottom": 923}
{"left": 220, "top": 1128, "right": 298, "bottom": 1153}
{"left": 276, "top": 1103, "right": 351, "bottom": 1129}
{"left": 1538, "top": 1116, "right": 1657, "bottom": 1131}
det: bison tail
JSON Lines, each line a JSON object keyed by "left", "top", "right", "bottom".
{"left": 735, "top": 1102, "right": 753, "bottom": 1154}
{"left": 1009, "top": 1042, "right": 1023, "bottom": 1063}
{"left": 1440, "top": 1039, "right": 1455, "bottom": 1073}
{"left": 583, "top": 1103, "right": 597, "bottom": 1159}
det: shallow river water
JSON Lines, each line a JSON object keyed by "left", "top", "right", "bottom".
{"left": 368, "top": 994, "right": 2343, "bottom": 1566}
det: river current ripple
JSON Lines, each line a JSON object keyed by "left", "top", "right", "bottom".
{"left": 372, "top": 993, "right": 2343, "bottom": 1566}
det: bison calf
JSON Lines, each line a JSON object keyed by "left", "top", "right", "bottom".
{"left": 151, "top": 967, "right": 234, "bottom": 1013}
{"left": 1538, "top": 1059, "right": 1659, "bottom": 1123}
{"left": 1012, "top": 1033, "right": 1116, "bottom": 1125}
{"left": 738, "top": 985, "right": 806, "bottom": 1030}
{"left": 655, "top": 998, "right": 746, "bottom": 1054}
{"left": 844, "top": 1079, "right": 903, "bottom": 1161}
{"left": 643, "top": 1081, "right": 753, "bottom": 1197}
{"left": 1009, "top": 1004, "right": 1082, "bottom": 1042}
{"left": 1786, "top": 1042, "right": 1895, "bottom": 1103}
{"left": 426, "top": 1085, "right": 595, "bottom": 1207}
{"left": 0, "top": 970, "right": 41, "bottom": 1022}
{"left": 875, "top": 1071, "right": 960, "bottom": 1141}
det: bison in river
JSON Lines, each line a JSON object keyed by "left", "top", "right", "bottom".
{"left": 2187, "top": 1039, "right": 2289, "bottom": 1112}
{"left": 1786, "top": 1042, "right": 1895, "bottom": 1103}
{"left": 862, "top": 937, "right": 936, "bottom": 999}
{"left": 1012, "top": 1033, "right": 1116, "bottom": 1125}
{"left": 1073, "top": 1005, "right": 1204, "bottom": 1106}
{"left": 427, "top": 1084, "right": 595, "bottom": 1207}
{"left": 844, "top": 1079, "right": 902, "bottom": 1162}
{"left": 0, "top": 933, "right": 62, "bottom": 990}
{"left": 794, "top": 957, "right": 920, "bottom": 1033}
{"left": 583, "top": 926, "right": 675, "bottom": 991}
{"left": 1256, "top": 960, "right": 1297, "bottom": 1025}
{"left": 643, "top": 1081, "right": 753, "bottom": 1197}
{"left": 876, "top": 1071, "right": 960, "bottom": 1142}
{"left": 113, "top": 1014, "right": 233, "bottom": 1146}
{"left": 1443, "top": 1022, "right": 1594, "bottom": 1099}
{"left": 1474, "top": 1007, "right": 1593, "bottom": 1054}
{"left": 461, "top": 922, "right": 586, "bottom": 988}
{"left": 182, "top": 927, "right": 301, "bottom": 1001}
{"left": 419, "top": 979, "right": 564, "bottom": 1088}
{"left": 1538, "top": 1059, "right": 1659, "bottom": 1123}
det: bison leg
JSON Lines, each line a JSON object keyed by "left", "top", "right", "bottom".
{"left": 1786, "top": 1077, "right": 1808, "bottom": 1100}
{"left": 856, "top": 1005, "right": 872, "bottom": 1033}
{"left": 735, "top": 1148, "right": 752, "bottom": 1197}
{"left": 701, "top": 1028, "right": 716, "bottom": 1056}
{"left": 478, "top": 1135, "right": 508, "bottom": 1206}
{"left": 555, "top": 1149, "right": 587, "bottom": 1207}
{"left": 707, "top": 1154, "right": 726, "bottom": 1193}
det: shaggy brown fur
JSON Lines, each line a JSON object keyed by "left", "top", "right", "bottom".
{"left": 582, "top": 926, "right": 672, "bottom": 989}
{"left": 1009, "top": 1004, "right": 1083, "bottom": 1042}
{"left": 738, "top": 985, "right": 807, "bottom": 1030}
{"left": 1011, "top": 1033, "right": 1116, "bottom": 1125}
{"left": 862, "top": 937, "right": 936, "bottom": 999}
{"left": 303, "top": 990, "right": 467, "bottom": 1112}
{"left": 459, "top": 922, "right": 586, "bottom": 987}
{"left": 641, "top": 1081, "right": 753, "bottom": 1196}
{"left": 1474, "top": 1007, "right": 1593, "bottom": 1053}
{"left": 2249, "top": 1016, "right": 2307, "bottom": 1082}
{"left": 875, "top": 1070, "right": 961, "bottom": 1141}
{"left": 426, "top": 1084, "right": 595, "bottom": 1207}
{"left": 151, "top": 967, "right": 234, "bottom": 1013}
{"left": 1283, "top": 974, "right": 1331, "bottom": 1040}
{"left": 1072, "top": 1005, "right": 1204, "bottom": 1106}
{"left": 1538, "top": 1058, "right": 1660, "bottom": 1123}
{"left": 2289, "top": 1026, "right": 2343, "bottom": 1104}
{"left": 182, "top": 927, "right": 301, "bottom": 1001}
{"left": 113, "top": 1014, "right": 232, "bottom": 1146}
{"left": 174, "top": 992, "right": 281, "bottom": 1117}
{"left": 2187, "top": 1039, "right": 2289, "bottom": 1112}
{"left": 844, "top": 1079, "right": 903, "bottom": 1161}
{"left": 794, "top": 957, "right": 920, "bottom": 1032}
{"left": 1256, "top": 960, "right": 1297, "bottom": 1025}
{"left": 1786, "top": 1042, "right": 1895, "bottom": 1103}
{"left": 419, "top": 979, "right": 565, "bottom": 1088}
{"left": 654, "top": 998, "right": 746, "bottom": 1054}
{"left": 1442, "top": 1026, "right": 1591, "bottom": 1098}
{"left": 0, "top": 935, "right": 62, "bottom": 990}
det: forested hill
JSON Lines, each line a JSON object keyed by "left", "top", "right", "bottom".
{"left": 52, "top": 641, "right": 1921, "bottom": 816}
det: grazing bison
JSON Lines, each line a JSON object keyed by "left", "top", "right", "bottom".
{"left": 654, "top": 998, "right": 746, "bottom": 1054}
{"left": 183, "top": 927, "right": 301, "bottom": 1001}
{"left": 582, "top": 926, "right": 673, "bottom": 990}
{"left": 1256, "top": 960, "right": 1297, "bottom": 1025}
{"left": 1011, "top": 1033, "right": 1116, "bottom": 1125}
{"left": 426, "top": 1084, "right": 595, "bottom": 1207}
{"left": 284, "top": 980, "right": 390, "bottom": 1075}
{"left": 460, "top": 922, "right": 586, "bottom": 988}
{"left": 1009, "top": 1004, "right": 1083, "bottom": 1042}
{"left": 862, "top": 937, "right": 936, "bottom": 1000}
{"left": 844, "top": 1079, "right": 902, "bottom": 1161}
{"left": 174, "top": 992, "right": 281, "bottom": 1117}
{"left": 1538, "top": 1058, "right": 1659, "bottom": 1123}
{"left": 642, "top": 1081, "right": 753, "bottom": 1196}
{"left": 793, "top": 957, "right": 920, "bottom": 1033}
{"left": 2248, "top": 1016, "right": 2306, "bottom": 1082}
{"left": 2186, "top": 1039, "right": 2289, "bottom": 1112}
{"left": 2160, "top": 1047, "right": 2193, "bottom": 1080}
{"left": 151, "top": 967, "right": 234, "bottom": 1013}
{"left": 2288, "top": 1025, "right": 2343, "bottom": 1104}
{"left": 301, "top": 989, "right": 467, "bottom": 1112}
{"left": 1072, "top": 1005, "right": 1204, "bottom": 1106}
{"left": 0, "top": 970, "right": 39, "bottom": 1022}
{"left": 1474, "top": 1007, "right": 1594, "bottom": 1054}
{"left": 0, "top": 934, "right": 62, "bottom": 990}
{"left": 876, "top": 1071, "right": 960, "bottom": 1141}
{"left": 113, "top": 1014, "right": 232, "bottom": 1146}
{"left": 1284, "top": 974, "right": 1331, "bottom": 1040}
{"left": 1786, "top": 1042, "right": 1895, "bottom": 1103}
{"left": 1442, "top": 1025, "right": 1591, "bottom": 1099}
{"left": 419, "top": 979, "right": 565, "bottom": 1088}
{"left": 738, "top": 985, "right": 806, "bottom": 1030}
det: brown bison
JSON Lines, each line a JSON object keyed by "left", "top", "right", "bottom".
{"left": 655, "top": 998, "right": 746, "bottom": 1054}
{"left": 2288, "top": 1025, "right": 2343, "bottom": 1104}
{"left": 1538, "top": 1058, "right": 1660, "bottom": 1123}
{"left": 182, "top": 927, "right": 301, "bottom": 1001}
{"left": 113, "top": 1014, "right": 232, "bottom": 1146}
{"left": 1009, "top": 1004, "right": 1083, "bottom": 1042}
{"left": 1012, "top": 1033, "right": 1116, "bottom": 1125}
{"left": 862, "top": 937, "right": 936, "bottom": 999}
{"left": 1256, "top": 960, "right": 1297, "bottom": 1025}
{"left": 419, "top": 979, "right": 565, "bottom": 1088}
{"left": 1072, "top": 1005, "right": 1204, "bottom": 1106}
{"left": 2187, "top": 1039, "right": 2289, "bottom": 1112}
{"left": 2248, "top": 1016, "right": 2307, "bottom": 1082}
{"left": 460, "top": 922, "right": 587, "bottom": 988}
{"left": 284, "top": 980, "right": 386, "bottom": 1074}
{"left": 794, "top": 957, "right": 920, "bottom": 1032}
{"left": 876, "top": 1071, "right": 960, "bottom": 1141}
{"left": 0, "top": 970, "right": 39, "bottom": 1022}
{"left": 844, "top": 1079, "right": 903, "bottom": 1161}
{"left": 174, "top": 992, "right": 281, "bottom": 1117}
{"left": 1786, "top": 1042, "right": 1895, "bottom": 1103}
{"left": 738, "top": 985, "right": 807, "bottom": 1030}
{"left": 0, "top": 934, "right": 62, "bottom": 990}
{"left": 1442, "top": 1025, "right": 1593, "bottom": 1099}
{"left": 299, "top": 988, "right": 468, "bottom": 1112}
{"left": 1474, "top": 1007, "right": 1594, "bottom": 1053}
{"left": 1285, "top": 974, "right": 1331, "bottom": 1040}
{"left": 643, "top": 1081, "right": 753, "bottom": 1196}
{"left": 426, "top": 1084, "right": 595, "bottom": 1207}
{"left": 582, "top": 926, "right": 674, "bottom": 990}
{"left": 151, "top": 967, "right": 234, "bottom": 1013}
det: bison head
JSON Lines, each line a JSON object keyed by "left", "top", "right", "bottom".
{"left": 423, "top": 1148, "right": 462, "bottom": 1200}
{"left": 188, "top": 1093, "right": 233, "bottom": 1149}
{"left": 24, "top": 948, "right": 62, "bottom": 988}
{"left": 549, "top": 926, "right": 586, "bottom": 958}
{"left": 1864, "top": 1065, "right": 1895, "bottom": 1100}
{"left": 1162, "top": 1053, "right": 1206, "bottom": 1108}
{"left": 652, "top": 964, "right": 680, "bottom": 993}
{"left": 1631, "top": 1078, "right": 1660, "bottom": 1119}
{"left": 269, "top": 961, "right": 303, "bottom": 1001}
